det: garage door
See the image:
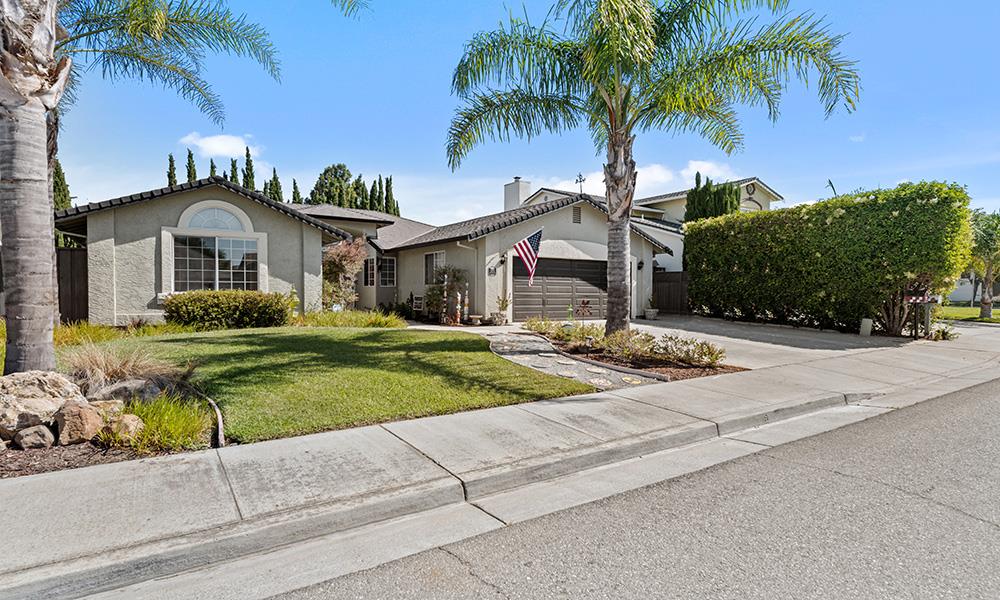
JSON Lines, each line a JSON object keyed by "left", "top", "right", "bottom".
{"left": 513, "top": 258, "right": 607, "bottom": 321}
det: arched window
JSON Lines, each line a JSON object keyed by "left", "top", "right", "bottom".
{"left": 188, "top": 207, "right": 245, "bottom": 231}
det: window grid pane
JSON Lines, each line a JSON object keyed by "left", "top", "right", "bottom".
{"left": 379, "top": 258, "right": 396, "bottom": 287}
{"left": 173, "top": 236, "right": 258, "bottom": 292}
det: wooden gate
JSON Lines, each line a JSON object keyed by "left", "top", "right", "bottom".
{"left": 57, "top": 248, "right": 88, "bottom": 323}
{"left": 652, "top": 271, "right": 689, "bottom": 314}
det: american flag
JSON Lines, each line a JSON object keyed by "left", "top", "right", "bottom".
{"left": 514, "top": 228, "right": 543, "bottom": 286}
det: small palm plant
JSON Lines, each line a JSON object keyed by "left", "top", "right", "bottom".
{"left": 446, "top": 0, "right": 861, "bottom": 335}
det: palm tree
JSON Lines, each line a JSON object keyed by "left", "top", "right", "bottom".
{"left": 0, "top": 0, "right": 364, "bottom": 374}
{"left": 446, "top": 0, "right": 860, "bottom": 334}
{"left": 971, "top": 210, "right": 1000, "bottom": 319}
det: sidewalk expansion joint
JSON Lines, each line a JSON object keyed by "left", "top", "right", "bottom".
{"left": 214, "top": 449, "right": 245, "bottom": 521}
{"left": 468, "top": 502, "right": 509, "bottom": 527}
{"left": 379, "top": 425, "right": 470, "bottom": 501}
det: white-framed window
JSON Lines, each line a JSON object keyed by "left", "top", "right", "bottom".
{"left": 161, "top": 200, "right": 268, "bottom": 295}
{"left": 424, "top": 251, "right": 445, "bottom": 284}
{"left": 363, "top": 258, "right": 376, "bottom": 287}
{"left": 379, "top": 257, "right": 396, "bottom": 287}
{"left": 173, "top": 236, "right": 258, "bottom": 291}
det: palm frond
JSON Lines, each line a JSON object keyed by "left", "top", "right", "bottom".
{"left": 452, "top": 17, "right": 586, "bottom": 99}
{"left": 332, "top": 0, "right": 369, "bottom": 17}
{"left": 663, "top": 11, "right": 860, "bottom": 118}
{"left": 656, "top": 0, "right": 789, "bottom": 43}
{"left": 446, "top": 89, "right": 582, "bottom": 170}
{"left": 58, "top": 0, "right": 280, "bottom": 123}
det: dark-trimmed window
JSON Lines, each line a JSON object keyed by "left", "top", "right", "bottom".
{"left": 363, "top": 258, "right": 375, "bottom": 287}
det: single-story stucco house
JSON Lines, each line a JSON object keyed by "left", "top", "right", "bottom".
{"left": 48, "top": 174, "right": 781, "bottom": 325}
{"left": 53, "top": 178, "right": 351, "bottom": 325}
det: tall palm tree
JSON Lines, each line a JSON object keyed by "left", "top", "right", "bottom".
{"left": 0, "top": 0, "right": 364, "bottom": 374}
{"left": 971, "top": 210, "right": 1000, "bottom": 319}
{"left": 447, "top": 0, "right": 861, "bottom": 334}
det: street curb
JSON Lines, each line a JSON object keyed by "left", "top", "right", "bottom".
{"left": 6, "top": 369, "right": 999, "bottom": 599}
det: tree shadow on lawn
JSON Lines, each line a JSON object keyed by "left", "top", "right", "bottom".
{"left": 147, "top": 328, "right": 590, "bottom": 408}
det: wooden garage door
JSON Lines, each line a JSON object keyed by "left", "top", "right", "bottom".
{"left": 513, "top": 258, "right": 607, "bottom": 321}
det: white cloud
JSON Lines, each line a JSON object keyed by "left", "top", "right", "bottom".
{"left": 679, "top": 160, "right": 739, "bottom": 186}
{"left": 179, "top": 132, "right": 261, "bottom": 159}
{"left": 849, "top": 134, "right": 866, "bottom": 143}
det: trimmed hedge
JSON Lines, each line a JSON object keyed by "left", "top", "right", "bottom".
{"left": 163, "top": 290, "right": 294, "bottom": 330}
{"left": 685, "top": 181, "right": 972, "bottom": 333}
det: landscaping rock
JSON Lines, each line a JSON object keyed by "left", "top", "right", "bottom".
{"left": 88, "top": 399, "right": 125, "bottom": 418}
{"left": 103, "top": 414, "right": 144, "bottom": 443}
{"left": 14, "top": 425, "right": 56, "bottom": 450}
{"left": 55, "top": 402, "right": 105, "bottom": 446}
{"left": 88, "top": 379, "right": 162, "bottom": 404}
{"left": 0, "top": 371, "right": 86, "bottom": 440}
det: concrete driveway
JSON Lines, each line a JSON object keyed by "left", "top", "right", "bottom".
{"left": 632, "top": 314, "right": 911, "bottom": 369}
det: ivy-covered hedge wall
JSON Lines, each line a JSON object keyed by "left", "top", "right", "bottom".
{"left": 685, "top": 181, "right": 972, "bottom": 333}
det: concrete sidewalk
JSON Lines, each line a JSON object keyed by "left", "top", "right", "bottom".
{"left": 2, "top": 325, "right": 999, "bottom": 599}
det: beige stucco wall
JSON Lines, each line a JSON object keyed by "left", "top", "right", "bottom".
{"left": 395, "top": 202, "right": 657, "bottom": 321}
{"left": 86, "top": 186, "right": 324, "bottom": 325}
{"left": 395, "top": 239, "right": 482, "bottom": 314}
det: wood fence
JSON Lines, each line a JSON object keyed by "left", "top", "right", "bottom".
{"left": 57, "top": 248, "right": 88, "bottom": 323}
{"left": 651, "top": 271, "right": 689, "bottom": 314}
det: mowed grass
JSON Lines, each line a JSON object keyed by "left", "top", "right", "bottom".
{"left": 938, "top": 305, "right": 1000, "bottom": 323}
{"left": 105, "top": 327, "right": 593, "bottom": 443}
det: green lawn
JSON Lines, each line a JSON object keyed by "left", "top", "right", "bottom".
{"left": 938, "top": 305, "right": 1000, "bottom": 324}
{"left": 104, "top": 327, "right": 593, "bottom": 443}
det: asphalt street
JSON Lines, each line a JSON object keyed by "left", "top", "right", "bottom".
{"left": 273, "top": 377, "right": 1000, "bottom": 600}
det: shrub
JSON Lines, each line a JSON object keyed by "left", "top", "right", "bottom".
{"left": 97, "top": 394, "right": 212, "bottom": 454}
{"left": 298, "top": 309, "right": 407, "bottom": 328}
{"left": 685, "top": 181, "right": 972, "bottom": 334}
{"left": 598, "top": 330, "right": 656, "bottom": 361}
{"left": 654, "top": 335, "right": 726, "bottom": 367}
{"left": 62, "top": 344, "right": 189, "bottom": 395}
{"left": 163, "top": 290, "right": 293, "bottom": 329}
{"left": 323, "top": 239, "right": 368, "bottom": 308}
{"left": 523, "top": 317, "right": 604, "bottom": 343}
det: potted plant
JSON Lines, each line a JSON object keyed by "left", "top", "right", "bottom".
{"left": 492, "top": 294, "right": 511, "bottom": 325}
{"left": 644, "top": 295, "right": 659, "bottom": 320}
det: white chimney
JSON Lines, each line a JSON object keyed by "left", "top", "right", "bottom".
{"left": 504, "top": 176, "right": 531, "bottom": 211}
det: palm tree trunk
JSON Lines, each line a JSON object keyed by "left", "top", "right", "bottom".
{"left": 980, "top": 262, "right": 993, "bottom": 319}
{"left": 603, "top": 132, "right": 637, "bottom": 335}
{"left": 1, "top": 101, "right": 57, "bottom": 373}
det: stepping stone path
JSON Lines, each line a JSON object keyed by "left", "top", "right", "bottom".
{"left": 486, "top": 332, "right": 659, "bottom": 390}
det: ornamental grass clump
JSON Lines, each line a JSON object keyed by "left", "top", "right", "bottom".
{"left": 297, "top": 309, "right": 407, "bottom": 329}
{"left": 97, "top": 394, "right": 212, "bottom": 454}
{"left": 62, "top": 344, "right": 191, "bottom": 396}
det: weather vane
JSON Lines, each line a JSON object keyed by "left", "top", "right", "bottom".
{"left": 575, "top": 172, "right": 586, "bottom": 192}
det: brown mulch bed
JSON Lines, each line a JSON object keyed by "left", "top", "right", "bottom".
{"left": 0, "top": 443, "right": 152, "bottom": 479}
{"left": 557, "top": 346, "right": 748, "bottom": 381}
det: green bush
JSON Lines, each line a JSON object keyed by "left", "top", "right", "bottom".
{"left": 654, "top": 335, "right": 726, "bottom": 367}
{"left": 685, "top": 181, "right": 972, "bottom": 334}
{"left": 599, "top": 330, "right": 655, "bottom": 361}
{"left": 163, "top": 290, "right": 293, "bottom": 330}
{"left": 522, "top": 317, "right": 604, "bottom": 343}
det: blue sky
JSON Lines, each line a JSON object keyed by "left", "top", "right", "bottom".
{"left": 58, "top": 1, "right": 1000, "bottom": 225}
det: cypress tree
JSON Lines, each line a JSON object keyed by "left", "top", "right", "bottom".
{"left": 185, "top": 148, "right": 197, "bottom": 183}
{"left": 209, "top": 159, "right": 217, "bottom": 177}
{"left": 263, "top": 180, "right": 271, "bottom": 198}
{"left": 684, "top": 172, "right": 740, "bottom": 221}
{"left": 384, "top": 176, "right": 398, "bottom": 215}
{"left": 309, "top": 164, "right": 351, "bottom": 205}
{"left": 291, "top": 179, "right": 303, "bottom": 203}
{"left": 167, "top": 153, "right": 177, "bottom": 186}
{"left": 241, "top": 146, "right": 255, "bottom": 190}
{"left": 368, "top": 180, "right": 378, "bottom": 212}
{"left": 229, "top": 159, "right": 240, "bottom": 184}
{"left": 352, "top": 175, "right": 367, "bottom": 210}
{"left": 53, "top": 159, "right": 71, "bottom": 210}
{"left": 269, "top": 168, "right": 284, "bottom": 202}
{"left": 376, "top": 175, "right": 385, "bottom": 212}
